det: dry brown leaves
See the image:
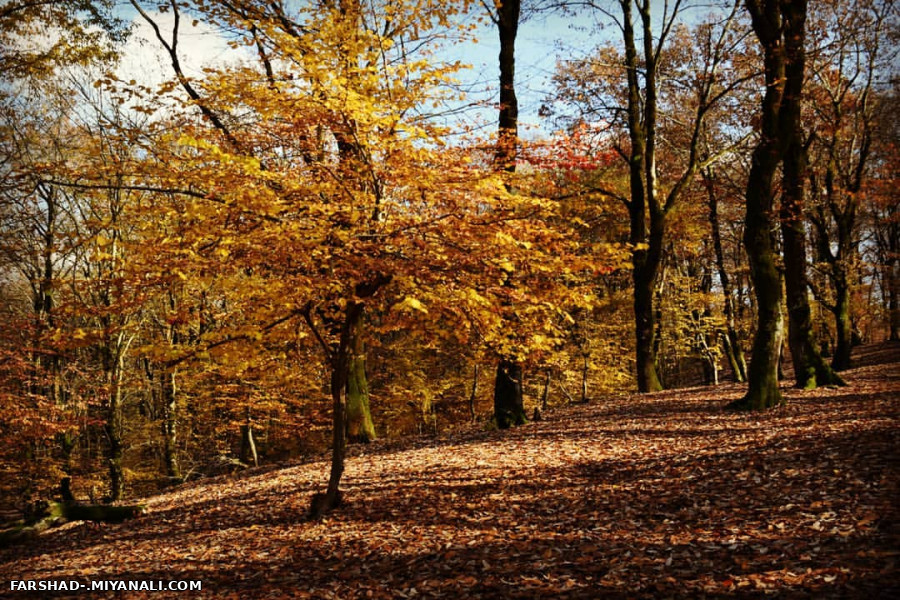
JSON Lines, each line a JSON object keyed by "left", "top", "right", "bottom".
{"left": 1, "top": 343, "right": 898, "bottom": 599}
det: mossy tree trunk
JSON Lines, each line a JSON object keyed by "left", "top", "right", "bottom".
{"left": 346, "top": 308, "right": 375, "bottom": 443}
{"left": 305, "top": 275, "right": 390, "bottom": 519}
{"left": 781, "top": 136, "right": 844, "bottom": 389}
{"left": 732, "top": 0, "right": 807, "bottom": 410}
{"left": 777, "top": 18, "right": 843, "bottom": 389}
{"left": 831, "top": 270, "right": 854, "bottom": 370}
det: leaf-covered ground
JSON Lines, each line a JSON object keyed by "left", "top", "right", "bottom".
{"left": 2, "top": 343, "right": 898, "bottom": 599}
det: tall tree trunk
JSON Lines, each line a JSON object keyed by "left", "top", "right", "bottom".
{"left": 346, "top": 308, "right": 375, "bottom": 443}
{"left": 161, "top": 369, "right": 181, "bottom": 481}
{"left": 494, "top": 359, "right": 526, "bottom": 429}
{"left": 106, "top": 361, "right": 124, "bottom": 501}
{"left": 705, "top": 170, "right": 747, "bottom": 382}
{"left": 494, "top": 0, "right": 519, "bottom": 172}
{"left": 620, "top": 0, "right": 668, "bottom": 393}
{"left": 731, "top": 0, "right": 801, "bottom": 410}
{"left": 780, "top": 57, "right": 844, "bottom": 389}
{"left": 490, "top": 0, "right": 527, "bottom": 424}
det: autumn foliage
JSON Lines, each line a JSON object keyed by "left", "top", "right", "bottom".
{"left": 0, "top": 1, "right": 897, "bottom": 587}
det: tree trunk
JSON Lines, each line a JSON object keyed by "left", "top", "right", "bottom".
{"left": 494, "top": 359, "right": 526, "bottom": 429}
{"left": 540, "top": 369, "right": 551, "bottom": 411}
{"left": 831, "top": 273, "right": 853, "bottom": 370}
{"left": 106, "top": 372, "right": 124, "bottom": 502}
{"left": 469, "top": 364, "right": 479, "bottom": 422}
{"left": 731, "top": 0, "right": 800, "bottom": 410}
{"left": 619, "top": 0, "right": 668, "bottom": 394}
{"left": 781, "top": 141, "right": 843, "bottom": 387}
{"left": 580, "top": 355, "right": 589, "bottom": 403}
{"left": 634, "top": 261, "right": 663, "bottom": 392}
{"left": 309, "top": 302, "right": 361, "bottom": 519}
{"left": 346, "top": 308, "right": 376, "bottom": 443}
{"left": 494, "top": 0, "right": 519, "bottom": 172}
{"left": 890, "top": 254, "right": 900, "bottom": 341}
{"left": 240, "top": 422, "right": 258, "bottom": 467}
{"left": 741, "top": 196, "right": 785, "bottom": 411}
{"left": 489, "top": 0, "right": 528, "bottom": 426}
{"left": 162, "top": 369, "right": 181, "bottom": 481}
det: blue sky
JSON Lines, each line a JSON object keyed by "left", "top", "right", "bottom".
{"left": 114, "top": 1, "right": 730, "bottom": 141}
{"left": 115, "top": 1, "right": 599, "bottom": 140}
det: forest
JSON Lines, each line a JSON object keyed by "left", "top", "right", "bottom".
{"left": 0, "top": 0, "right": 898, "bottom": 592}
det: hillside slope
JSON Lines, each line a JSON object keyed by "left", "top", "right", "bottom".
{"left": 2, "top": 343, "right": 898, "bottom": 599}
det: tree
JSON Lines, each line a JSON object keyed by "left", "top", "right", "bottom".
{"left": 777, "top": 6, "right": 844, "bottom": 390}
{"left": 0, "top": 0, "right": 125, "bottom": 78}
{"left": 112, "top": 0, "right": 588, "bottom": 517}
{"left": 866, "top": 83, "right": 900, "bottom": 341}
{"left": 553, "top": 0, "right": 751, "bottom": 392}
{"left": 0, "top": 83, "right": 87, "bottom": 503}
{"left": 805, "top": 0, "right": 896, "bottom": 370}
{"left": 731, "top": 0, "right": 808, "bottom": 410}
{"left": 484, "top": 0, "right": 527, "bottom": 429}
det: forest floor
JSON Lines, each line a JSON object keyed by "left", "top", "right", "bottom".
{"left": 1, "top": 343, "right": 898, "bottom": 599}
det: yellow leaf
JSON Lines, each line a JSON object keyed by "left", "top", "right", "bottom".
{"left": 395, "top": 296, "right": 428, "bottom": 314}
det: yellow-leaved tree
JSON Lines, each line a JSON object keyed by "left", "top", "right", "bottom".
{"left": 73, "top": 0, "right": 602, "bottom": 516}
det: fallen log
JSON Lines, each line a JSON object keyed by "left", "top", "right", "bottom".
{"left": 1, "top": 482, "right": 145, "bottom": 547}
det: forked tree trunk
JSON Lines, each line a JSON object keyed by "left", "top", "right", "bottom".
{"left": 309, "top": 303, "right": 360, "bottom": 519}
{"left": 619, "top": 0, "right": 669, "bottom": 394}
